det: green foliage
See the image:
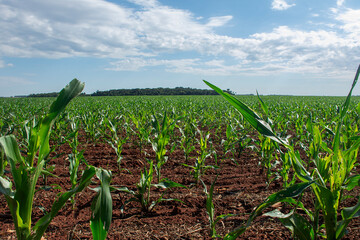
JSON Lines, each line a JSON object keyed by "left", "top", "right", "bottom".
{"left": 90, "top": 169, "right": 113, "bottom": 240}
{"left": 202, "top": 176, "right": 234, "bottom": 238}
{"left": 178, "top": 118, "right": 197, "bottom": 162}
{"left": 102, "top": 118, "right": 128, "bottom": 169}
{"left": 0, "top": 79, "right": 89, "bottom": 240}
{"left": 117, "top": 160, "right": 185, "bottom": 212}
{"left": 205, "top": 64, "right": 360, "bottom": 240}
{"left": 149, "top": 112, "right": 178, "bottom": 182}
{"left": 183, "top": 128, "right": 218, "bottom": 184}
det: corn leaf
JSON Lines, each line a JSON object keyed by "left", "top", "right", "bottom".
{"left": 265, "top": 209, "right": 315, "bottom": 240}
{"left": 312, "top": 185, "right": 337, "bottom": 240}
{"left": 337, "top": 200, "right": 360, "bottom": 239}
{"left": 28, "top": 79, "right": 85, "bottom": 165}
{"left": 256, "top": 90, "right": 269, "bottom": 116}
{"left": 153, "top": 179, "right": 186, "bottom": 189}
{"left": 333, "top": 65, "right": 360, "bottom": 153}
{"left": 224, "top": 181, "right": 314, "bottom": 240}
{"left": 90, "top": 169, "right": 113, "bottom": 240}
{"left": 32, "top": 166, "right": 96, "bottom": 240}
{"left": 344, "top": 174, "right": 360, "bottom": 191}
{"left": 203, "top": 80, "right": 289, "bottom": 147}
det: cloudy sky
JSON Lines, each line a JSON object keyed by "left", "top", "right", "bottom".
{"left": 1, "top": 0, "right": 360, "bottom": 96}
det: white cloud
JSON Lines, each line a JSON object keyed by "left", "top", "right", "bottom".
{"left": 206, "top": 16, "right": 233, "bottom": 27}
{"left": 107, "top": 58, "right": 200, "bottom": 72}
{"left": 0, "top": 0, "right": 359, "bottom": 77}
{"left": 336, "top": 8, "right": 360, "bottom": 41}
{"left": 0, "top": 59, "right": 13, "bottom": 68}
{"left": 271, "top": 0, "right": 295, "bottom": 11}
{"left": 337, "top": 0, "right": 345, "bottom": 7}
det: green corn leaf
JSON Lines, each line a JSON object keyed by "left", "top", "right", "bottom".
{"left": 289, "top": 150, "right": 313, "bottom": 183}
{"left": 90, "top": 169, "right": 113, "bottom": 240}
{"left": 332, "top": 65, "right": 360, "bottom": 154}
{"left": 0, "top": 176, "right": 14, "bottom": 197}
{"left": 312, "top": 185, "right": 337, "bottom": 240}
{"left": 204, "top": 80, "right": 289, "bottom": 147}
{"left": 256, "top": 90, "right": 269, "bottom": 116}
{"left": 224, "top": 181, "right": 315, "bottom": 240}
{"left": 344, "top": 136, "right": 360, "bottom": 159}
{"left": 32, "top": 166, "right": 96, "bottom": 240}
{"left": 265, "top": 210, "right": 314, "bottom": 239}
{"left": 344, "top": 174, "right": 360, "bottom": 191}
{"left": 0, "top": 135, "right": 24, "bottom": 167}
{"left": 38, "top": 79, "right": 85, "bottom": 162}
{"left": 0, "top": 134, "right": 43, "bottom": 238}
{"left": 336, "top": 199, "right": 360, "bottom": 239}
{"left": 27, "top": 79, "right": 84, "bottom": 165}
{"left": 258, "top": 181, "right": 315, "bottom": 211}
{"left": 152, "top": 179, "right": 186, "bottom": 189}
{"left": 115, "top": 186, "right": 136, "bottom": 195}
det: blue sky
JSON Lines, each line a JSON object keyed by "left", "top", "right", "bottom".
{"left": 1, "top": 0, "right": 360, "bottom": 96}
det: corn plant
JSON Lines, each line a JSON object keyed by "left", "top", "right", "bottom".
{"left": 221, "top": 121, "right": 253, "bottom": 163}
{"left": 183, "top": 128, "right": 218, "bottom": 184}
{"left": 129, "top": 112, "right": 151, "bottom": 155}
{"left": 102, "top": 118, "right": 128, "bottom": 170}
{"left": 0, "top": 80, "right": 113, "bottom": 240}
{"left": 205, "top": 64, "right": 360, "bottom": 240}
{"left": 81, "top": 111, "right": 101, "bottom": 144}
{"left": 178, "top": 119, "right": 197, "bottom": 163}
{"left": 256, "top": 134, "right": 281, "bottom": 184}
{"left": 65, "top": 117, "right": 87, "bottom": 207}
{"left": 201, "top": 175, "right": 234, "bottom": 238}
{"left": 117, "top": 160, "right": 185, "bottom": 213}
{"left": 149, "top": 112, "right": 177, "bottom": 182}
{"left": 0, "top": 79, "right": 100, "bottom": 240}
{"left": 255, "top": 92, "right": 283, "bottom": 184}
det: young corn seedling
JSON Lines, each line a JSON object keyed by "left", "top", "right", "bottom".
{"left": 178, "top": 119, "right": 197, "bottom": 163}
{"left": 257, "top": 134, "right": 281, "bottom": 185}
{"left": 149, "top": 112, "right": 177, "bottom": 182}
{"left": 221, "top": 121, "right": 253, "bottom": 163}
{"left": 183, "top": 128, "right": 218, "bottom": 184}
{"left": 102, "top": 118, "right": 128, "bottom": 170}
{"left": 117, "top": 160, "right": 185, "bottom": 213}
{"left": 81, "top": 111, "right": 101, "bottom": 144}
{"left": 205, "top": 64, "right": 360, "bottom": 240}
{"left": 65, "top": 117, "right": 87, "bottom": 207}
{"left": 129, "top": 112, "right": 151, "bottom": 156}
{"left": 256, "top": 92, "right": 283, "bottom": 185}
{"left": 202, "top": 175, "right": 234, "bottom": 238}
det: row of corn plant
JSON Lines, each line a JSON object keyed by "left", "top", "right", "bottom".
{"left": 205, "top": 64, "right": 360, "bottom": 239}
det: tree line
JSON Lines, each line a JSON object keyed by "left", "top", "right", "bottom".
{"left": 27, "top": 87, "right": 235, "bottom": 97}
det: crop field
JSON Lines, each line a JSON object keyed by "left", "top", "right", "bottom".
{"left": 1, "top": 76, "right": 360, "bottom": 239}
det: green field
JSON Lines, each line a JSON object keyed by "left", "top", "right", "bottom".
{"left": 1, "top": 83, "right": 360, "bottom": 239}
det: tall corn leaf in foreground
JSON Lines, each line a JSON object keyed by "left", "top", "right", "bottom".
{"left": 204, "top": 64, "right": 360, "bottom": 240}
{"left": 203, "top": 80, "right": 289, "bottom": 147}
{"left": 90, "top": 169, "right": 113, "bottom": 240}
{"left": 0, "top": 79, "right": 91, "bottom": 240}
